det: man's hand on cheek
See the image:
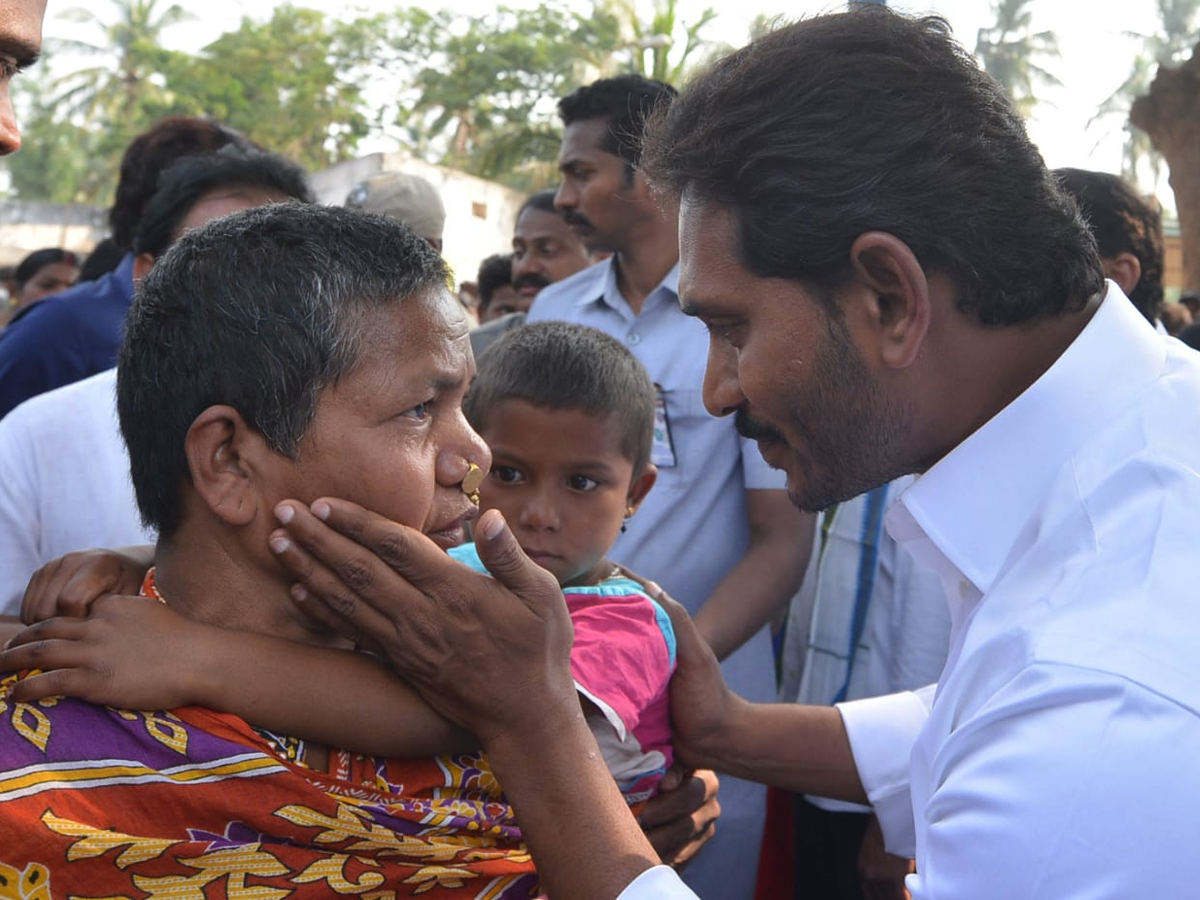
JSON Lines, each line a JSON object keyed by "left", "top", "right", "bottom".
{"left": 267, "top": 498, "right": 577, "bottom": 743}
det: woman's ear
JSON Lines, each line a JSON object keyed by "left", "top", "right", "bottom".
{"left": 184, "top": 405, "right": 267, "bottom": 527}
{"left": 845, "top": 231, "right": 932, "bottom": 370}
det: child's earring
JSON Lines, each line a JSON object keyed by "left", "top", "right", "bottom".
{"left": 621, "top": 505, "right": 634, "bottom": 534}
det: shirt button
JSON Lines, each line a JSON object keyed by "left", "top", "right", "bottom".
{"left": 627, "top": 331, "right": 641, "bottom": 345}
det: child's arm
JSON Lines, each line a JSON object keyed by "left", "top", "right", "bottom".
{"left": 0, "top": 595, "right": 476, "bottom": 758}
{"left": 20, "top": 545, "right": 154, "bottom": 623}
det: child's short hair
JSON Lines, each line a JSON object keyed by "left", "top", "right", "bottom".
{"left": 465, "top": 321, "right": 656, "bottom": 473}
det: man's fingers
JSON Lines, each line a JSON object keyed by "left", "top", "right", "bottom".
{"left": 473, "top": 510, "right": 560, "bottom": 610}
{"left": 280, "top": 498, "right": 457, "bottom": 599}
{"left": 269, "top": 513, "right": 398, "bottom": 649}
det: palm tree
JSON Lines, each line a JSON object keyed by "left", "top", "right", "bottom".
{"left": 1092, "top": 0, "right": 1200, "bottom": 182}
{"left": 49, "top": 0, "right": 193, "bottom": 126}
{"left": 602, "top": 0, "right": 719, "bottom": 84}
{"left": 974, "top": 0, "right": 1061, "bottom": 117}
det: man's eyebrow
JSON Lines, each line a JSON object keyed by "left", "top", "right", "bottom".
{"left": 0, "top": 39, "right": 41, "bottom": 68}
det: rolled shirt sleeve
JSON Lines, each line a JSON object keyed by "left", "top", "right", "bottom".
{"left": 836, "top": 684, "right": 934, "bottom": 857}
{"left": 616, "top": 865, "right": 701, "bottom": 900}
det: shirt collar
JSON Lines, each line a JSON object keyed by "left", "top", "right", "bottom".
{"left": 888, "top": 282, "right": 1166, "bottom": 597}
{"left": 597, "top": 257, "right": 680, "bottom": 316}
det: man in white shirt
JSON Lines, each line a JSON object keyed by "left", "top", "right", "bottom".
{"left": 261, "top": 7, "right": 1200, "bottom": 900}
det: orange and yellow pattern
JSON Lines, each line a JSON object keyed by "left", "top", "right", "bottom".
{"left": 0, "top": 669, "right": 537, "bottom": 898}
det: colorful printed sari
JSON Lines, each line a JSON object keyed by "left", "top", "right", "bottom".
{"left": 0, "top": 672, "right": 538, "bottom": 898}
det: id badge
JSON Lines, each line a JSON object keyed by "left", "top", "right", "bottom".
{"left": 651, "top": 383, "right": 677, "bottom": 468}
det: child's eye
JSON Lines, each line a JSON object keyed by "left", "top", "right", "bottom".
{"left": 568, "top": 475, "right": 599, "bottom": 492}
{"left": 402, "top": 402, "right": 429, "bottom": 420}
{"left": 491, "top": 465, "right": 523, "bottom": 484}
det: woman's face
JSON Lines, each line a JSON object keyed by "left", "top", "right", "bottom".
{"left": 16, "top": 260, "right": 78, "bottom": 308}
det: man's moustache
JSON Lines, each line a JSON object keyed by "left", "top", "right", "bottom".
{"left": 513, "top": 273, "right": 551, "bottom": 291}
{"left": 735, "top": 409, "right": 787, "bottom": 444}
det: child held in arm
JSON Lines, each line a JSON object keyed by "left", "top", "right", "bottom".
{"left": 5, "top": 322, "right": 674, "bottom": 808}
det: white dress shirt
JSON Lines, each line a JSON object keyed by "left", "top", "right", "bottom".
{"left": 618, "top": 282, "right": 1200, "bottom": 900}
{"left": 840, "top": 283, "right": 1200, "bottom": 897}
{"left": 0, "top": 368, "right": 153, "bottom": 613}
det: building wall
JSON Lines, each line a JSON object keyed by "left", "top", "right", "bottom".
{"left": 0, "top": 201, "right": 106, "bottom": 265}
{"left": 310, "top": 153, "right": 525, "bottom": 289}
{"left": 1, "top": 155, "right": 524, "bottom": 287}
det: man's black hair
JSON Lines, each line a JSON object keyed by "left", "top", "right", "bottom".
{"left": 476, "top": 253, "right": 514, "bottom": 311}
{"left": 464, "top": 321, "right": 656, "bottom": 474}
{"left": 518, "top": 189, "right": 559, "bottom": 219}
{"left": 78, "top": 237, "right": 124, "bottom": 282}
{"left": 109, "top": 117, "right": 257, "bottom": 253}
{"left": 642, "top": 7, "right": 1104, "bottom": 326}
{"left": 1055, "top": 168, "right": 1164, "bottom": 324}
{"left": 558, "top": 75, "right": 678, "bottom": 172}
{"left": 1176, "top": 321, "right": 1200, "bottom": 351}
{"left": 119, "top": 204, "right": 449, "bottom": 539}
{"left": 133, "top": 148, "right": 313, "bottom": 259}
{"left": 14, "top": 248, "right": 79, "bottom": 288}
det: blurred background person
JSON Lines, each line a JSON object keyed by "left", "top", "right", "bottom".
{"left": 511, "top": 188, "right": 593, "bottom": 304}
{"left": 1055, "top": 167, "right": 1165, "bottom": 328}
{"left": 1, "top": 249, "right": 80, "bottom": 328}
{"left": 77, "top": 237, "right": 125, "bottom": 283}
{"left": 0, "top": 147, "right": 311, "bottom": 617}
{"left": 0, "top": 117, "right": 256, "bottom": 419}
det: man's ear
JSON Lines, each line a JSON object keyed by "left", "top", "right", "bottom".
{"left": 626, "top": 463, "right": 658, "bottom": 515}
{"left": 846, "top": 232, "right": 932, "bottom": 370}
{"left": 132, "top": 252, "right": 156, "bottom": 283}
{"left": 184, "top": 405, "right": 270, "bottom": 527}
{"left": 1102, "top": 252, "right": 1141, "bottom": 297}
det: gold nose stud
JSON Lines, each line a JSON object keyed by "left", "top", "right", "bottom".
{"left": 462, "top": 463, "right": 484, "bottom": 505}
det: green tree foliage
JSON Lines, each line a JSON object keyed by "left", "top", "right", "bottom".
{"left": 4, "top": 65, "right": 109, "bottom": 203}
{"left": 152, "top": 6, "right": 376, "bottom": 171}
{"left": 382, "top": 4, "right": 621, "bottom": 189}
{"left": 51, "top": 0, "right": 192, "bottom": 128}
{"left": 1094, "top": 0, "right": 1200, "bottom": 181}
{"left": 3, "top": 0, "right": 727, "bottom": 201}
{"left": 603, "top": 0, "right": 719, "bottom": 84}
{"left": 974, "top": 0, "right": 1061, "bottom": 116}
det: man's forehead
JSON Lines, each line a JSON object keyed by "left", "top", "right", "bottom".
{"left": 558, "top": 118, "right": 614, "bottom": 164}
{"left": 515, "top": 207, "right": 572, "bottom": 241}
{"left": 0, "top": 0, "right": 45, "bottom": 65}
{"left": 176, "top": 188, "right": 289, "bottom": 236}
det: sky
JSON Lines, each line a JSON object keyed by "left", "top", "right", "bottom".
{"left": 41, "top": 0, "right": 1175, "bottom": 203}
